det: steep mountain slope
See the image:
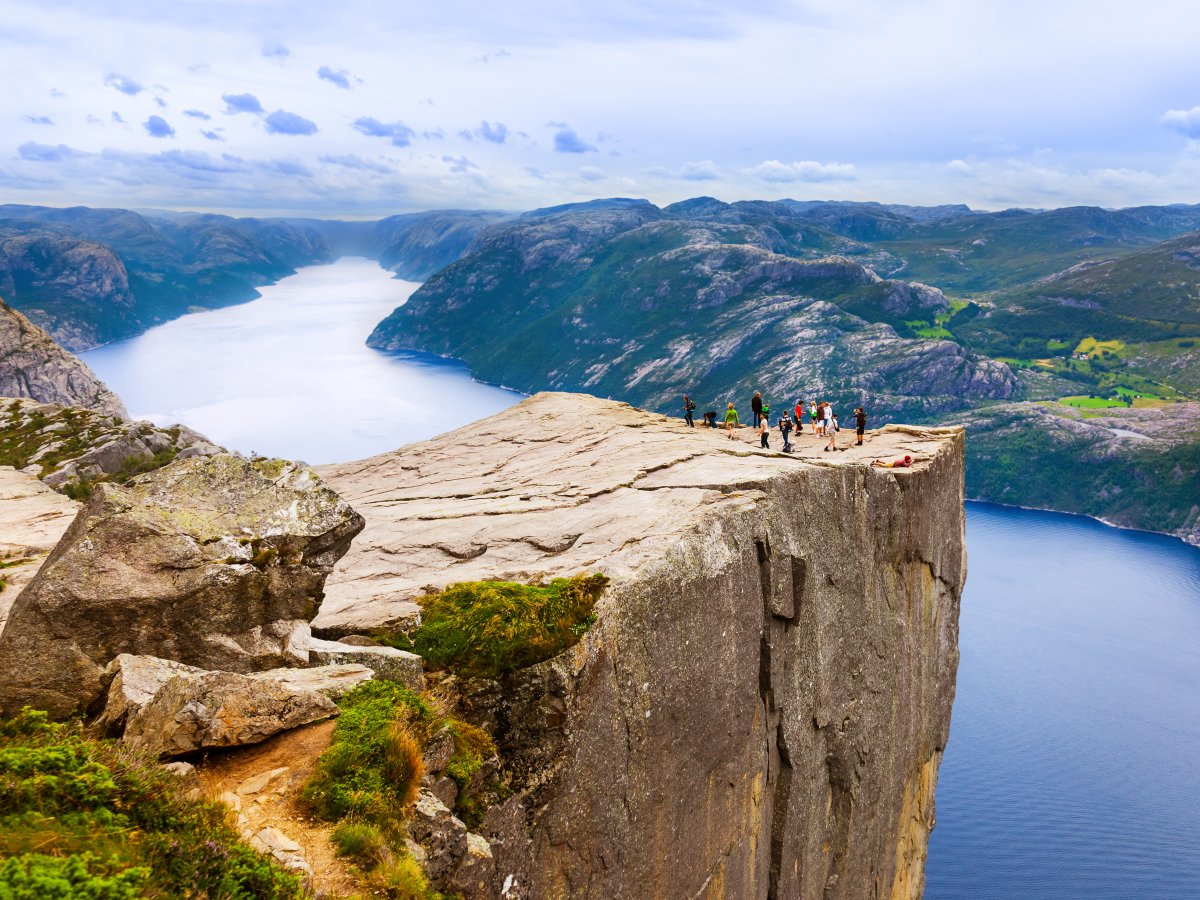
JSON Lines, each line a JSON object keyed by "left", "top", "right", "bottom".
{"left": 0, "top": 206, "right": 335, "bottom": 349}
{"left": 368, "top": 200, "right": 1017, "bottom": 418}
{"left": 0, "top": 299, "right": 127, "bottom": 418}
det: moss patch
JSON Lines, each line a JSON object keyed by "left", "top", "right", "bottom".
{"left": 385, "top": 574, "right": 608, "bottom": 680}
{"left": 0, "top": 708, "right": 306, "bottom": 899}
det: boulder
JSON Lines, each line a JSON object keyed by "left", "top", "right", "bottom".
{"left": 297, "top": 630, "right": 425, "bottom": 691}
{"left": 96, "top": 653, "right": 373, "bottom": 750}
{"left": 112, "top": 661, "right": 372, "bottom": 757}
{"left": 0, "top": 466, "right": 78, "bottom": 634}
{"left": 0, "top": 454, "right": 364, "bottom": 718}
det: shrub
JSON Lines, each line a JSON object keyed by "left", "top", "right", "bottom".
{"left": 330, "top": 821, "right": 387, "bottom": 861}
{"left": 302, "top": 682, "right": 431, "bottom": 825}
{"left": 0, "top": 708, "right": 306, "bottom": 899}
{"left": 374, "top": 856, "right": 437, "bottom": 900}
{"left": 408, "top": 574, "right": 608, "bottom": 679}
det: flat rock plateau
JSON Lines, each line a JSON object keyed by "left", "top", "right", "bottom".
{"left": 316, "top": 392, "right": 965, "bottom": 899}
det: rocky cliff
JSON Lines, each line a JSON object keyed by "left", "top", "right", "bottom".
{"left": 316, "top": 392, "right": 965, "bottom": 899}
{"left": 0, "top": 299, "right": 128, "bottom": 418}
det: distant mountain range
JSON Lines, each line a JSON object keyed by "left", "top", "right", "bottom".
{"left": 2, "top": 196, "right": 1198, "bottom": 544}
{"left": 367, "top": 196, "right": 1200, "bottom": 545}
{"left": 0, "top": 205, "right": 512, "bottom": 350}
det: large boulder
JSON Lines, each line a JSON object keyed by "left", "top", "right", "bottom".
{"left": 0, "top": 453, "right": 364, "bottom": 718}
{"left": 95, "top": 654, "right": 372, "bottom": 756}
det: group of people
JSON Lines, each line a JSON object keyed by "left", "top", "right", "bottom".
{"left": 683, "top": 391, "right": 872, "bottom": 456}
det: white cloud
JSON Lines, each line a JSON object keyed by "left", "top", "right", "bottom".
{"left": 745, "top": 160, "right": 856, "bottom": 183}
{"left": 1161, "top": 105, "right": 1200, "bottom": 139}
{"left": 947, "top": 159, "right": 972, "bottom": 175}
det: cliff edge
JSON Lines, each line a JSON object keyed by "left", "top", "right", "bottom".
{"left": 316, "top": 392, "right": 965, "bottom": 899}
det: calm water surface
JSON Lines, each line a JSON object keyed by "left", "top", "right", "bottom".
{"left": 83, "top": 259, "right": 1200, "bottom": 895}
{"left": 927, "top": 503, "right": 1200, "bottom": 899}
{"left": 83, "top": 257, "right": 523, "bottom": 464}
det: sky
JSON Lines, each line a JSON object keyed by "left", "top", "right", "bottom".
{"left": 3, "top": 0, "right": 1200, "bottom": 216}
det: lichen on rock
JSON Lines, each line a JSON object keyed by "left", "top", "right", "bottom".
{"left": 0, "top": 452, "right": 365, "bottom": 718}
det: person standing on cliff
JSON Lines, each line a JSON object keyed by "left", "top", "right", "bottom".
{"left": 759, "top": 414, "right": 770, "bottom": 449}
{"left": 824, "top": 413, "right": 842, "bottom": 451}
{"left": 854, "top": 406, "right": 868, "bottom": 445}
{"left": 809, "top": 400, "right": 819, "bottom": 435}
{"left": 724, "top": 403, "right": 739, "bottom": 439}
{"left": 794, "top": 400, "right": 804, "bottom": 432}
{"left": 779, "top": 412, "right": 793, "bottom": 452}
{"left": 751, "top": 391, "right": 763, "bottom": 427}
{"left": 683, "top": 394, "right": 696, "bottom": 427}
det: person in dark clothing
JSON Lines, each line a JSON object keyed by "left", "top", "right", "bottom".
{"left": 854, "top": 407, "right": 867, "bottom": 445}
{"left": 751, "top": 391, "right": 764, "bottom": 426}
{"left": 779, "top": 413, "right": 793, "bottom": 452}
{"left": 703, "top": 410, "right": 717, "bottom": 428}
{"left": 683, "top": 394, "right": 696, "bottom": 427}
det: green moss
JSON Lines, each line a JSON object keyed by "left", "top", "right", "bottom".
{"left": 406, "top": 574, "right": 608, "bottom": 680}
{"left": 0, "top": 708, "right": 307, "bottom": 899}
{"left": 303, "top": 682, "right": 434, "bottom": 827}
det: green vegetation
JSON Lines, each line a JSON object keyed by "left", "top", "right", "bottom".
{"left": 303, "top": 681, "right": 501, "bottom": 897}
{"left": 384, "top": 574, "right": 608, "bottom": 680}
{"left": 1059, "top": 396, "right": 1128, "bottom": 409}
{"left": 964, "top": 410, "right": 1200, "bottom": 538}
{"left": 0, "top": 708, "right": 307, "bottom": 899}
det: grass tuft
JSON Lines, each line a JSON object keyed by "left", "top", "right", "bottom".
{"left": 396, "top": 573, "right": 608, "bottom": 680}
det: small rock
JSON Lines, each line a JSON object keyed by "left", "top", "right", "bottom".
{"left": 410, "top": 790, "right": 468, "bottom": 884}
{"left": 256, "top": 826, "right": 302, "bottom": 854}
{"left": 218, "top": 791, "right": 242, "bottom": 812}
{"left": 161, "top": 761, "right": 196, "bottom": 778}
{"left": 426, "top": 774, "right": 459, "bottom": 808}
{"left": 238, "top": 766, "right": 290, "bottom": 795}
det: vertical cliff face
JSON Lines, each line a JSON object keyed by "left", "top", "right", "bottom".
{"left": 317, "top": 393, "right": 964, "bottom": 899}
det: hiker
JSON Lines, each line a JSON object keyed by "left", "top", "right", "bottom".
{"left": 779, "top": 412, "right": 793, "bottom": 452}
{"left": 724, "top": 403, "right": 739, "bottom": 439}
{"left": 751, "top": 391, "right": 763, "bottom": 427}
{"left": 683, "top": 394, "right": 696, "bottom": 427}
{"left": 759, "top": 414, "right": 770, "bottom": 449}
{"left": 794, "top": 400, "right": 804, "bottom": 431}
{"left": 702, "top": 410, "right": 717, "bottom": 428}
{"left": 823, "top": 402, "right": 835, "bottom": 436}
{"left": 824, "top": 413, "right": 844, "bottom": 451}
{"left": 872, "top": 455, "right": 913, "bottom": 468}
{"left": 854, "top": 406, "right": 867, "bottom": 445}
{"left": 809, "top": 400, "right": 819, "bottom": 435}
{"left": 814, "top": 402, "right": 826, "bottom": 436}
{"left": 761, "top": 399, "right": 770, "bottom": 424}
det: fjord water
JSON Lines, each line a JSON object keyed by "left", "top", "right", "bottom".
{"left": 926, "top": 503, "right": 1200, "bottom": 899}
{"left": 83, "top": 259, "right": 1200, "bottom": 895}
{"left": 82, "top": 257, "right": 523, "bottom": 465}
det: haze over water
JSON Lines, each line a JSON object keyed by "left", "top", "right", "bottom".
{"left": 83, "top": 258, "right": 524, "bottom": 465}
{"left": 84, "top": 258, "right": 1200, "bottom": 895}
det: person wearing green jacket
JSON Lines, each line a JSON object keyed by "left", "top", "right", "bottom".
{"left": 724, "top": 403, "right": 739, "bottom": 439}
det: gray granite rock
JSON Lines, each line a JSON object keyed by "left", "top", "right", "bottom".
{"left": 0, "top": 454, "right": 364, "bottom": 718}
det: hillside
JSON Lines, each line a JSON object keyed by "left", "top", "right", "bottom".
{"left": 368, "top": 200, "right": 1017, "bottom": 419}
{"left": 0, "top": 205, "right": 507, "bottom": 350}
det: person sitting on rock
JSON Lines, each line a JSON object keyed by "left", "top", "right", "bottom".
{"left": 872, "top": 455, "right": 914, "bottom": 468}
{"left": 724, "top": 403, "right": 739, "bottom": 439}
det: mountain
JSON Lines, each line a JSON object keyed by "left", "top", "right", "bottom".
{"left": 0, "top": 205, "right": 335, "bottom": 350}
{"left": 368, "top": 199, "right": 1017, "bottom": 419}
{"left": 0, "top": 298, "right": 127, "bottom": 418}
{"left": 0, "top": 205, "right": 509, "bottom": 351}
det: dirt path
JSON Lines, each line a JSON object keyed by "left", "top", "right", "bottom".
{"left": 195, "top": 721, "right": 365, "bottom": 898}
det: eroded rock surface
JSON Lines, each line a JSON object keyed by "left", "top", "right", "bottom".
{"left": 0, "top": 299, "right": 128, "bottom": 418}
{"left": 0, "top": 466, "right": 78, "bottom": 633}
{"left": 317, "top": 392, "right": 965, "bottom": 899}
{"left": 0, "top": 453, "right": 364, "bottom": 718}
